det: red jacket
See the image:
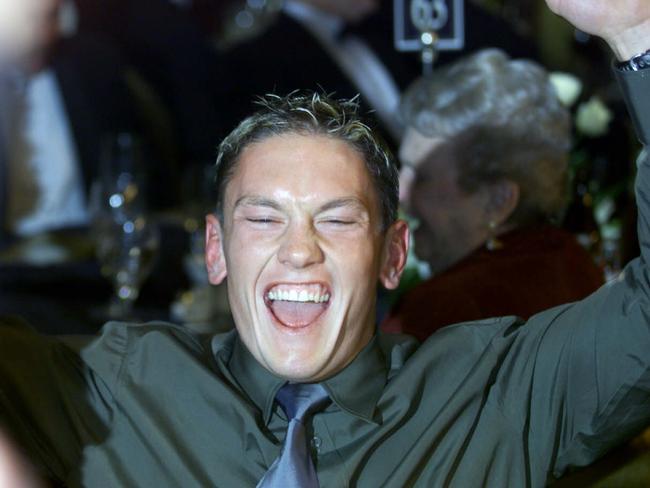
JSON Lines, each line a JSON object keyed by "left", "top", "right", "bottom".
{"left": 382, "top": 225, "right": 605, "bottom": 342}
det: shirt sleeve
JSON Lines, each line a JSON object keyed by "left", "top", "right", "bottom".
{"left": 520, "top": 68, "right": 650, "bottom": 479}
{"left": 0, "top": 316, "right": 122, "bottom": 482}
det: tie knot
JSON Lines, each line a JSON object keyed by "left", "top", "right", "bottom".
{"left": 276, "top": 383, "right": 330, "bottom": 422}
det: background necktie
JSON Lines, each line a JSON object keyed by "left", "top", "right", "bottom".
{"left": 257, "top": 383, "right": 330, "bottom": 488}
{"left": 0, "top": 70, "right": 23, "bottom": 244}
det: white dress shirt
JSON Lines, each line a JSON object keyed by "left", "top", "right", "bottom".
{"left": 6, "top": 68, "right": 88, "bottom": 237}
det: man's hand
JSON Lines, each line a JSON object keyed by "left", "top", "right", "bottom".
{"left": 0, "top": 431, "right": 43, "bottom": 488}
{"left": 545, "top": 0, "right": 650, "bottom": 60}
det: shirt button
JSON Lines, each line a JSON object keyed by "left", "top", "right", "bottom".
{"left": 311, "top": 436, "right": 322, "bottom": 453}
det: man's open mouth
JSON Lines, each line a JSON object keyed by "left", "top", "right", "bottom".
{"left": 265, "top": 283, "right": 331, "bottom": 328}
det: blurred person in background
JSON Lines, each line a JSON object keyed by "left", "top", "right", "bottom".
{"left": 0, "top": 0, "right": 139, "bottom": 242}
{"left": 72, "top": 0, "right": 224, "bottom": 166}
{"left": 216, "top": 0, "right": 411, "bottom": 145}
{"left": 382, "top": 49, "right": 604, "bottom": 341}
{"left": 215, "top": 0, "right": 537, "bottom": 147}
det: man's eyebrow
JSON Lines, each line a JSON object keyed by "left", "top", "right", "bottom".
{"left": 233, "top": 196, "right": 369, "bottom": 214}
{"left": 317, "top": 198, "right": 369, "bottom": 214}
{"left": 233, "top": 196, "right": 282, "bottom": 210}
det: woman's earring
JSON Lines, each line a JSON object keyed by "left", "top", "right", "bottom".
{"left": 486, "top": 220, "right": 503, "bottom": 251}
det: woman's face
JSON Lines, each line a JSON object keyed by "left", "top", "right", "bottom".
{"left": 399, "top": 128, "right": 492, "bottom": 275}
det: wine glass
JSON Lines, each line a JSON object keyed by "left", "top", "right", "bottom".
{"left": 90, "top": 133, "right": 160, "bottom": 320}
{"left": 170, "top": 163, "right": 233, "bottom": 332}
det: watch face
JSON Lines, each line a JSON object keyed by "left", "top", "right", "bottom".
{"left": 635, "top": 52, "right": 650, "bottom": 70}
{"left": 622, "top": 49, "right": 650, "bottom": 71}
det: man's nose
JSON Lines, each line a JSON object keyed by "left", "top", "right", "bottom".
{"left": 277, "top": 222, "right": 324, "bottom": 269}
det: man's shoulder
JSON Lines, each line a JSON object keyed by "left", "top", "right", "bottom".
{"left": 91, "top": 320, "right": 210, "bottom": 353}
{"left": 381, "top": 315, "right": 524, "bottom": 373}
{"left": 79, "top": 321, "right": 221, "bottom": 378}
{"left": 378, "top": 316, "right": 541, "bottom": 412}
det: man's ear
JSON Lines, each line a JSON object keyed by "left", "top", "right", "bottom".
{"left": 205, "top": 214, "right": 228, "bottom": 285}
{"left": 486, "top": 180, "right": 520, "bottom": 226}
{"left": 379, "top": 219, "right": 410, "bottom": 290}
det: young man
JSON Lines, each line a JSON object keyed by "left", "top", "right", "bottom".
{"left": 0, "top": 0, "right": 649, "bottom": 485}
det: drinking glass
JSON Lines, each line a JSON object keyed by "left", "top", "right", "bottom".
{"left": 90, "top": 133, "right": 160, "bottom": 320}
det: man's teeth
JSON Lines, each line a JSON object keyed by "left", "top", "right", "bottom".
{"left": 267, "top": 289, "right": 330, "bottom": 303}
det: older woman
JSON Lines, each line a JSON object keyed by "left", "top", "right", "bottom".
{"left": 382, "top": 49, "right": 604, "bottom": 341}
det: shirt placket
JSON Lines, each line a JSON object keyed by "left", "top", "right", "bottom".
{"left": 311, "top": 411, "right": 351, "bottom": 488}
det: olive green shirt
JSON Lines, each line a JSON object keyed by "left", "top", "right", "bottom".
{"left": 1, "top": 68, "right": 649, "bottom": 487}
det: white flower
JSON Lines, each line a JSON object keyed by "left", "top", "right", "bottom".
{"left": 594, "top": 196, "right": 615, "bottom": 225}
{"left": 549, "top": 72, "right": 583, "bottom": 107}
{"left": 399, "top": 209, "right": 432, "bottom": 280}
{"left": 576, "top": 96, "right": 613, "bottom": 137}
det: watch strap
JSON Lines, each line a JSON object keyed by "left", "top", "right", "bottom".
{"left": 613, "top": 64, "right": 650, "bottom": 145}
{"left": 617, "top": 49, "right": 650, "bottom": 71}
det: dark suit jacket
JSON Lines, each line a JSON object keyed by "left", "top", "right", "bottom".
{"left": 50, "top": 35, "right": 139, "bottom": 194}
{"left": 74, "top": 0, "right": 223, "bottom": 164}
{"left": 216, "top": 10, "right": 418, "bottom": 145}
{"left": 54, "top": 34, "right": 183, "bottom": 210}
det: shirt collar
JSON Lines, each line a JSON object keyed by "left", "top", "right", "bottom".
{"left": 215, "top": 331, "right": 390, "bottom": 426}
{"left": 212, "top": 331, "right": 286, "bottom": 425}
{"left": 322, "top": 335, "right": 388, "bottom": 424}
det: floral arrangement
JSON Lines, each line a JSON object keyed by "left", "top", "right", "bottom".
{"left": 550, "top": 71, "right": 638, "bottom": 279}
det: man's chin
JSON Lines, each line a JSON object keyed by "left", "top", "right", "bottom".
{"left": 264, "top": 356, "right": 327, "bottom": 382}
{"left": 258, "top": 331, "right": 337, "bottom": 381}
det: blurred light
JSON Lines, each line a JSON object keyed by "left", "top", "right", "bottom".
{"left": 247, "top": 0, "right": 265, "bottom": 10}
{"left": 122, "top": 182, "right": 139, "bottom": 203}
{"left": 420, "top": 32, "right": 434, "bottom": 46}
{"left": 58, "top": 0, "right": 78, "bottom": 37}
{"left": 235, "top": 10, "right": 254, "bottom": 29}
{"left": 123, "top": 220, "right": 135, "bottom": 234}
{"left": 118, "top": 284, "right": 135, "bottom": 299}
{"left": 109, "top": 193, "right": 124, "bottom": 208}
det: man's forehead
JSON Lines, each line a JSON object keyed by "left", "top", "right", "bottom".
{"left": 223, "top": 132, "right": 377, "bottom": 208}
{"left": 233, "top": 132, "right": 367, "bottom": 174}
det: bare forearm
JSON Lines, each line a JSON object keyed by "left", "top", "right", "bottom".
{"left": 0, "top": 430, "right": 44, "bottom": 488}
{"left": 545, "top": 0, "right": 650, "bottom": 60}
{"left": 608, "top": 19, "right": 650, "bottom": 60}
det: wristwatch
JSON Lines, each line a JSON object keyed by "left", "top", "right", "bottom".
{"left": 617, "top": 49, "right": 650, "bottom": 71}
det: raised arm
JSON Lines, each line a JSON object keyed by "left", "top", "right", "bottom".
{"left": 544, "top": 0, "right": 650, "bottom": 60}
{"left": 0, "top": 431, "right": 43, "bottom": 488}
{"left": 509, "top": 1, "right": 650, "bottom": 480}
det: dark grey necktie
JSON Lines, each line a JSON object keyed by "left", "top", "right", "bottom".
{"left": 257, "top": 383, "right": 330, "bottom": 488}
